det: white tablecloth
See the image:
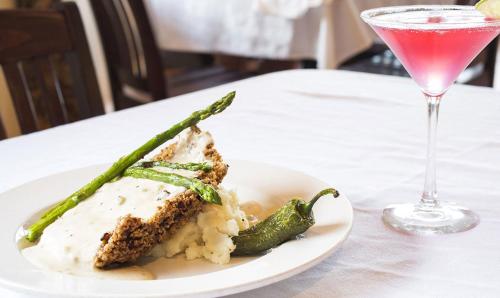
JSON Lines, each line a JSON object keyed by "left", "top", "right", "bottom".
{"left": 146, "top": 0, "right": 455, "bottom": 68}
{"left": 1, "top": 70, "right": 500, "bottom": 297}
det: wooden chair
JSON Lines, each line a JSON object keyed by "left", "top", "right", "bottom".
{"left": 90, "top": 0, "right": 167, "bottom": 110}
{"left": 0, "top": 2, "right": 104, "bottom": 137}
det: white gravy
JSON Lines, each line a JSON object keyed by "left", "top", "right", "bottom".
{"left": 22, "top": 129, "right": 213, "bottom": 279}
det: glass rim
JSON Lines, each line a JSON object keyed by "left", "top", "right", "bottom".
{"left": 360, "top": 5, "right": 500, "bottom": 29}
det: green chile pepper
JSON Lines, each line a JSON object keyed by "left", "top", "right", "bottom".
{"left": 232, "top": 188, "right": 339, "bottom": 256}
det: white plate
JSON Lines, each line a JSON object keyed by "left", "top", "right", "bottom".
{"left": 0, "top": 160, "right": 353, "bottom": 298}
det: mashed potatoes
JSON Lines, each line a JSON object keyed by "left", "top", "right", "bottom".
{"left": 150, "top": 187, "right": 249, "bottom": 264}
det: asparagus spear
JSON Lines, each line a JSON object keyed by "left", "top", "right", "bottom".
{"left": 134, "top": 161, "right": 213, "bottom": 172}
{"left": 123, "top": 167, "right": 221, "bottom": 205}
{"left": 26, "top": 91, "right": 235, "bottom": 242}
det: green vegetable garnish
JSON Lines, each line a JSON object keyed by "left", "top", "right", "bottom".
{"left": 231, "top": 188, "right": 339, "bottom": 256}
{"left": 134, "top": 160, "right": 213, "bottom": 172}
{"left": 123, "top": 167, "right": 221, "bottom": 205}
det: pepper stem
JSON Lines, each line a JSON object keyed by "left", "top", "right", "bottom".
{"left": 301, "top": 188, "right": 340, "bottom": 216}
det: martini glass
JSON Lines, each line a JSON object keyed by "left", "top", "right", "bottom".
{"left": 361, "top": 5, "right": 500, "bottom": 234}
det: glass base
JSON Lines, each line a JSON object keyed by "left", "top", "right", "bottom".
{"left": 382, "top": 202, "right": 479, "bottom": 235}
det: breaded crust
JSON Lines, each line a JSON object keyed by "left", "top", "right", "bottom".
{"left": 94, "top": 132, "right": 227, "bottom": 268}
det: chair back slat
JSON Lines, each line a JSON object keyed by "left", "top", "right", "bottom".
{"left": 2, "top": 62, "right": 38, "bottom": 133}
{"left": 64, "top": 51, "right": 93, "bottom": 119}
{"left": 61, "top": 3, "right": 104, "bottom": 118}
{"left": 90, "top": 0, "right": 166, "bottom": 109}
{"left": 0, "top": 3, "right": 104, "bottom": 136}
{"left": 33, "top": 56, "right": 68, "bottom": 126}
{"left": 113, "top": 0, "right": 142, "bottom": 79}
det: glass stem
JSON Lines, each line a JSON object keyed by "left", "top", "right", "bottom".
{"left": 421, "top": 94, "right": 442, "bottom": 208}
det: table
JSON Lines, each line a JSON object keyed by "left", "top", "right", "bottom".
{"left": 146, "top": 0, "right": 455, "bottom": 68}
{"left": 1, "top": 70, "right": 499, "bottom": 297}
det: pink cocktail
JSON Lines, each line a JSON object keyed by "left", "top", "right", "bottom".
{"left": 361, "top": 6, "right": 500, "bottom": 234}
{"left": 373, "top": 25, "right": 499, "bottom": 95}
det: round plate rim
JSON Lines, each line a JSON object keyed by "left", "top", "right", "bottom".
{"left": 0, "top": 159, "right": 353, "bottom": 298}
